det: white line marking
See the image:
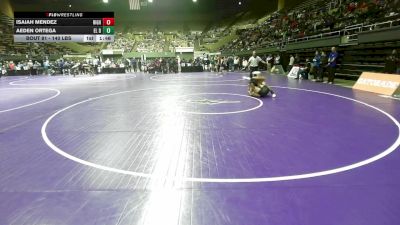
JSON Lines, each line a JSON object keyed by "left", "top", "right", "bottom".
{"left": 6, "top": 77, "right": 31, "bottom": 85}
{"left": 0, "top": 88, "right": 61, "bottom": 113}
{"left": 176, "top": 93, "right": 262, "bottom": 115}
{"left": 150, "top": 74, "right": 244, "bottom": 82}
{"left": 183, "top": 74, "right": 223, "bottom": 79}
{"left": 41, "top": 85, "right": 400, "bottom": 183}
{"left": 9, "top": 74, "right": 136, "bottom": 86}
{"left": 379, "top": 95, "right": 400, "bottom": 101}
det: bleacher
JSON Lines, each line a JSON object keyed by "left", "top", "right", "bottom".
{"left": 288, "top": 0, "right": 323, "bottom": 12}
{"left": 0, "top": 13, "right": 14, "bottom": 55}
{"left": 336, "top": 40, "right": 400, "bottom": 79}
{"left": 107, "top": 31, "right": 196, "bottom": 53}
{"left": 215, "top": 0, "right": 400, "bottom": 79}
{"left": 273, "top": 38, "right": 400, "bottom": 80}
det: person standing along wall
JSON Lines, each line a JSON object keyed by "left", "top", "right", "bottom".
{"left": 295, "top": 54, "right": 300, "bottom": 65}
{"left": 234, "top": 56, "right": 239, "bottom": 71}
{"left": 223, "top": 57, "right": 229, "bottom": 73}
{"left": 210, "top": 56, "right": 216, "bottom": 72}
{"left": 320, "top": 51, "right": 328, "bottom": 82}
{"left": 0, "top": 63, "right": 6, "bottom": 77}
{"left": 242, "top": 58, "right": 248, "bottom": 71}
{"left": 287, "top": 55, "right": 295, "bottom": 73}
{"left": 274, "top": 54, "right": 281, "bottom": 66}
{"left": 266, "top": 54, "right": 273, "bottom": 72}
{"left": 327, "top": 47, "right": 338, "bottom": 84}
{"left": 384, "top": 49, "right": 399, "bottom": 74}
{"left": 9, "top": 61, "right": 16, "bottom": 76}
{"left": 312, "top": 50, "right": 322, "bottom": 82}
{"left": 27, "top": 60, "right": 34, "bottom": 76}
{"left": 177, "top": 56, "right": 181, "bottom": 73}
{"left": 228, "top": 56, "right": 234, "bottom": 72}
{"left": 130, "top": 58, "right": 136, "bottom": 72}
{"left": 43, "top": 59, "right": 50, "bottom": 76}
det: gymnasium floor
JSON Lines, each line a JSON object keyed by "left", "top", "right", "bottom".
{"left": 0, "top": 72, "right": 399, "bottom": 225}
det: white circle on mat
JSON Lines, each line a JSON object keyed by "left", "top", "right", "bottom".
{"left": 175, "top": 93, "right": 263, "bottom": 115}
{"left": 0, "top": 88, "right": 60, "bottom": 113}
{"left": 9, "top": 74, "right": 136, "bottom": 86}
{"left": 183, "top": 74, "right": 223, "bottom": 78}
{"left": 41, "top": 85, "right": 400, "bottom": 183}
{"left": 150, "top": 74, "right": 243, "bottom": 82}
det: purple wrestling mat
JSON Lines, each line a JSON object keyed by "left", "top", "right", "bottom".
{"left": 0, "top": 72, "right": 399, "bottom": 225}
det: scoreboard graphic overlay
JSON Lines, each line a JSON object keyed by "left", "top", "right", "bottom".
{"left": 14, "top": 12, "right": 115, "bottom": 43}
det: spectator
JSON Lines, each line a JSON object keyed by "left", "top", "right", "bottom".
{"left": 295, "top": 54, "right": 300, "bottom": 65}
{"left": 9, "top": 61, "right": 15, "bottom": 76}
{"left": 228, "top": 56, "right": 234, "bottom": 71}
{"left": 1, "top": 64, "right": 6, "bottom": 77}
{"left": 27, "top": 60, "right": 34, "bottom": 76}
{"left": 298, "top": 58, "right": 311, "bottom": 80}
{"left": 43, "top": 59, "right": 49, "bottom": 76}
{"left": 219, "top": 0, "right": 397, "bottom": 53}
{"left": 287, "top": 54, "right": 295, "bottom": 72}
{"left": 274, "top": 54, "right": 281, "bottom": 66}
{"left": 266, "top": 54, "right": 273, "bottom": 71}
{"left": 384, "top": 49, "right": 399, "bottom": 74}
{"left": 320, "top": 51, "right": 328, "bottom": 81}
{"left": 234, "top": 56, "right": 240, "bottom": 71}
{"left": 242, "top": 58, "right": 248, "bottom": 70}
{"left": 326, "top": 47, "right": 338, "bottom": 84}
{"left": 312, "top": 50, "right": 322, "bottom": 82}
{"left": 33, "top": 61, "right": 41, "bottom": 75}
{"left": 105, "top": 58, "right": 112, "bottom": 68}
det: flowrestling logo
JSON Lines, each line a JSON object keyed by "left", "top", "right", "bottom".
{"left": 186, "top": 98, "right": 241, "bottom": 105}
{"left": 46, "top": 13, "right": 83, "bottom": 18}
